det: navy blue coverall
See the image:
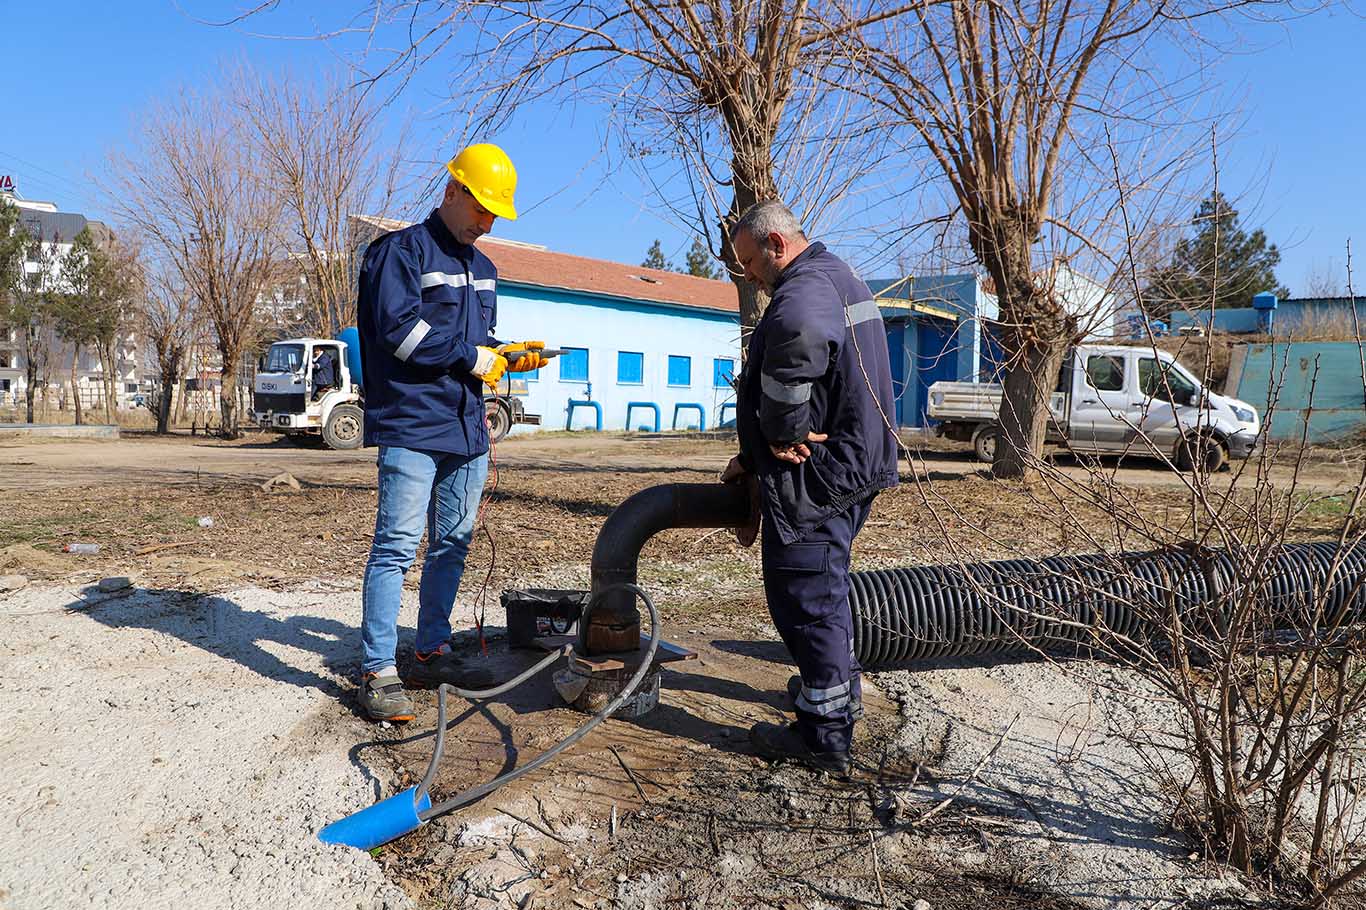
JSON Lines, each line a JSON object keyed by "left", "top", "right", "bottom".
{"left": 736, "top": 242, "right": 899, "bottom": 754}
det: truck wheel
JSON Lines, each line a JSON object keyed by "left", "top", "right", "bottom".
{"left": 322, "top": 404, "right": 364, "bottom": 450}
{"left": 972, "top": 426, "right": 1000, "bottom": 464}
{"left": 1176, "top": 434, "right": 1226, "bottom": 473}
{"left": 486, "top": 399, "right": 513, "bottom": 442}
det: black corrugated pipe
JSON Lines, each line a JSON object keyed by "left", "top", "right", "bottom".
{"left": 849, "top": 542, "right": 1366, "bottom": 668}
{"left": 585, "top": 482, "right": 752, "bottom": 654}
{"left": 584, "top": 483, "right": 1364, "bottom": 666}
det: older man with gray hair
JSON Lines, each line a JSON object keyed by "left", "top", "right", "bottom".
{"left": 722, "top": 200, "right": 899, "bottom": 775}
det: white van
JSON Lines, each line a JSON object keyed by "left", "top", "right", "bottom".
{"left": 927, "top": 343, "right": 1260, "bottom": 470}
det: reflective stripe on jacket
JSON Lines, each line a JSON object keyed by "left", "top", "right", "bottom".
{"left": 737, "top": 242, "right": 900, "bottom": 544}
{"left": 357, "top": 211, "right": 501, "bottom": 455}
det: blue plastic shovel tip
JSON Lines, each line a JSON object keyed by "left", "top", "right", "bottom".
{"left": 318, "top": 787, "right": 433, "bottom": 851}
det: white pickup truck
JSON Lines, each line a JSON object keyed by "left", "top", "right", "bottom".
{"left": 927, "top": 343, "right": 1260, "bottom": 470}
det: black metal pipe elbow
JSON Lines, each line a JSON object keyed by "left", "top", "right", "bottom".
{"left": 582, "top": 482, "right": 752, "bottom": 654}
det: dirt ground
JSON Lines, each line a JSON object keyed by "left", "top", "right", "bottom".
{"left": 1, "top": 430, "right": 1362, "bottom": 910}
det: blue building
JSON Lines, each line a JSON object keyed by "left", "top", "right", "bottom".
{"left": 470, "top": 236, "right": 741, "bottom": 432}
{"left": 1168, "top": 295, "right": 1365, "bottom": 338}
{"left": 868, "top": 274, "right": 998, "bottom": 427}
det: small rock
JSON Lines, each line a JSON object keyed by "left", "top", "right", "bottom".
{"left": 912, "top": 900, "right": 932, "bottom": 910}
{"left": 97, "top": 576, "right": 133, "bottom": 592}
{"left": 615, "top": 873, "right": 627, "bottom": 884}
{"left": 0, "top": 575, "right": 27, "bottom": 592}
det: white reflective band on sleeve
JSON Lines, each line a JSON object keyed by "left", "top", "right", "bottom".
{"left": 761, "top": 372, "right": 812, "bottom": 405}
{"left": 844, "top": 299, "right": 883, "bottom": 328}
{"left": 420, "top": 271, "right": 470, "bottom": 289}
{"left": 472, "top": 278, "right": 496, "bottom": 293}
{"left": 394, "top": 319, "right": 431, "bottom": 362}
{"left": 797, "top": 692, "right": 851, "bottom": 716}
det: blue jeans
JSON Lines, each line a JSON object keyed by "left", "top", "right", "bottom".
{"left": 360, "top": 445, "right": 489, "bottom": 675}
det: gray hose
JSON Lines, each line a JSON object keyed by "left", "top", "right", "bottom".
{"left": 415, "top": 582, "right": 660, "bottom": 821}
{"left": 414, "top": 644, "right": 573, "bottom": 807}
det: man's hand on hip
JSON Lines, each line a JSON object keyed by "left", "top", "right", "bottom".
{"left": 497, "top": 341, "right": 549, "bottom": 373}
{"left": 770, "top": 432, "right": 828, "bottom": 465}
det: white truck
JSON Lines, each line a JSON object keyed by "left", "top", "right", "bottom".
{"left": 252, "top": 334, "right": 539, "bottom": 450}
{"left": 927, "top": 343, "right": 1260, "bottom": 470}
{"left": 253, "top": 337, "right": 366, "bottom": 449}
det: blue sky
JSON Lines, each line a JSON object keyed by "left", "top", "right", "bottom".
{"left": 1, "top": 2, "right": 1362, "bottom": 294}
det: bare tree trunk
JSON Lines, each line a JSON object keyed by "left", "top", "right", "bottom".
{"left": 994, "top": 343, "right": 1067, "bottom": 479}
{"left": 156, "top": 354, "right": 180, "bottom": 434}
{"left": 71, "top": 346, "right": 83, "bottom": 426}
{"left": 174, "top": 379, "right": 187, "bottom": 427}
{"left": 218, "top": 342, "right": 241, "bottom": 438}
{"left": 720, "top": 184, "right": 768, "bottom": 356}
{"left": 24, "top": 359, "right": 36, "bottom": 423}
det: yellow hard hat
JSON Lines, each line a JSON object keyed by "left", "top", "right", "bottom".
{"left": 446, "top": 143, "right": 518, "bottom": 221}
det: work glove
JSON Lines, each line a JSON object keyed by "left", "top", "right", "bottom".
{"left": 497, "top": 340, "right": 550, "bottom": 373}
{"left": 470, "top": 346, "right": 509, "bottom": 386}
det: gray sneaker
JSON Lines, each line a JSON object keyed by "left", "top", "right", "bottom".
{"left": 358, "top": 670, "right": 415, "bottom": 722}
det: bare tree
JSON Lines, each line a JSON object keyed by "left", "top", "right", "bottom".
{"left": 232, "top": 1, "right": 915, "bottom": 339}
{"left": 105, "top": 85, "right": 281, "bottom": 437}
{"left": 844, "top": 0, "right": 1303, "bottom": 479}
{"left": 140, "top": 269, "right": 198, "bottom": 434}
{"left": 234, "top": 67, "right": 404, "bottom": 337}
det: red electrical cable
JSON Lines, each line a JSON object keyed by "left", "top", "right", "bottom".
{"left": 470, "top": 399, "right": 501, "bottom": 656}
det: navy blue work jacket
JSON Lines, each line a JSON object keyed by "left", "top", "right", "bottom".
{"left": 357, "top": 211, "right": 501, "bottom": 455}
{"left": 736, "top": 242, "right": 900, "bottom": 544}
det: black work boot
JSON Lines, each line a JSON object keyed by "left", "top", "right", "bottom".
{"left": 749, "top": 721, "right": 852, "bottom": 777}
{"left": 406, "top": 644, "right": 498, "bottom": 692}
{"left": 786, "top": 675, "right": 864, "bottom": 721}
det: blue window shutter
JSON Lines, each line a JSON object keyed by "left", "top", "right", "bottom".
{"left": 667, "top": 355, "right": 691, "bottom": 386}
{"left": 560, "top": 347, "right": 589, "bottom": 382}
{"left": 712, "top": 358, "right": 735, "bottom": 388}
{"left": 617, "top": 351, "right": 644, "bottom": 384}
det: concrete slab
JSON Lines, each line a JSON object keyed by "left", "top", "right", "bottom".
{"left": 0, "top": 423, "right": 120, "bottom": 439}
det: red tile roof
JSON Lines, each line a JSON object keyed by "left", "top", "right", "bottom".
{"left": 349, "top": 215, "right": 738, "bottom": 315}
{"left": 480, "top": 237, "right": 738, "bottom": 315}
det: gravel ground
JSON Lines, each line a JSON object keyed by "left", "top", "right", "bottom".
{"left": 0, "top": 581, "right": 412, "bottom": 910}
{"left": 874, "top": 656, "right": 1258, "bottom": 909}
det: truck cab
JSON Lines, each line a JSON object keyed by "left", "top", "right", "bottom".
{"left": 928, "top": 343, "right": 1260, "bottom": 470}
{"left": 253, "top": 338, "right": 364, "bottom": 449}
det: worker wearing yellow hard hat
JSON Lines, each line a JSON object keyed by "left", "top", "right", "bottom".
{"left": 446, "top": 143, "right": 519, "bottom": 221}
{"left": 353, "top": 142, "right": 548, "bottom": 722}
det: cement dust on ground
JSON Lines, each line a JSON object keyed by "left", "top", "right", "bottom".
{"left": 0, "top": 432, "right": 1357, "bottom": 909}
